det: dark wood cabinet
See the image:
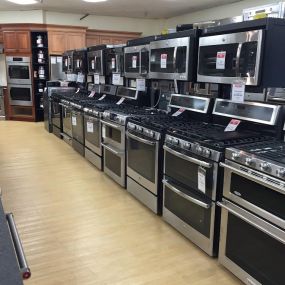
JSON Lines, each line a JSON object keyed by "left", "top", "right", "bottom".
{"left": 3, "top": 31, "right": 31, "bottom": 54}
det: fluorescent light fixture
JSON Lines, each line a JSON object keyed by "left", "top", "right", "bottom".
{"left": 6, "top": 0, "right": 39, "bottom": 4}
{"left": 83, "top": 0, "right": 108, "bottom": 2}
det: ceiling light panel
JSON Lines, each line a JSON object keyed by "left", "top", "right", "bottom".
{"left": 6, "top": 0, "right": 40, "bottom": 4}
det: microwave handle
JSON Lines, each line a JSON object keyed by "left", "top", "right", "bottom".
{"left": 173, "top": 46, "right": 178, "bottom": 72}
{"left": 139, "top": 50, "right": 142, "bottom": 75}
{"left": 217, "top": 201, "right": 285, "bottom": 245}
{"left": 235, "top": 43, "right": 243, "bottom": 77}
{"left": 115, "top": 54, "right": 119, "bottom": 73}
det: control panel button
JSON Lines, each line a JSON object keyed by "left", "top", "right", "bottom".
{"left": 260, "top": 162, "right": 271, "bottom": 172}
{"left": 232, "top": 152, "right": 241, "bottom": 160}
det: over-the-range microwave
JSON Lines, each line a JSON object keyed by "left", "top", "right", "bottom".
{"left": 197, "top": 18, "right": 285, "bottom": 87}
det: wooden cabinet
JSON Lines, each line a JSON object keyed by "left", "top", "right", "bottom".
{"left": 3, "top": 31, "right": 31, "bottom": 54}
{"left": 86, "top": 30, "right": 142, "bottom": 47}
{"left": 48, "top": 26, "right": 87, "bottom": 55}
{"left": 0, "top": 31, "right": 4, "bottom": 43}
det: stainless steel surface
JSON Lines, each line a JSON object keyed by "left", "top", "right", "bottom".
{"left": 149, "top": 37, "right": 190, "bottom": 81}
{"left": 198, "top": 30, "right": 263, "bottom": 85}
{"left": 163, "top": 145, "right": 213, "bottom": 168}
{"left": 101, "top": 143, "right": 124, "bottom": 156}
{"left": 163, "top": 182, "right": 216, "bottom": 256}
{"left": 127, "top": 177, "right": 158, "bottom": 213}
{"left": 163, "top": 180, "right": 211, "bottom": 209}
{"left": 8, "top": 84, "right": 33, "bottom": 106}
{"left": 127, "top": 131, "right": 156, "bottom": 146}
{"left": 6, "top": 213, "right": 31, "bottom": 280}
{"left": 221, "top": 160, "right": 285, "bottom": 229}
{"left": 169, "top": 94, "right": 211, "bottom": 114}
{"left": 127, "top": 122, "right": 161, "bottom": 141}
{"left": 85, "top": 148, "right": 102, "bottom": 170}
{"left": 213, "top": 99, "right": 281, "bottom": 126}
{"left": 0, "top": 54, "right": 7, "bottom": 87}
{"left": 50, "top": 56, "right": 66, "bottom": 81}
{"left": 61, "top": 133, "right": 72, "bottom": 146}
{"left": 0, "top": 88, "right": 5, "bottom": 119}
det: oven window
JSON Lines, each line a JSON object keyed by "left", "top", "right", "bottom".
{"left": 150, "top": 48, "right": 175, "bottom": 73}
{"left": 164, "top": 184, "right": 211, "bottom": 237}
{"left": 85, "top": 118, "right": 100, "bottom": 147}
{"left": 125, "top": 52, "right": 140, "bottom": 73}
{"left": 105, "top": 149, "right": 121, "bottom": 177}
{"left": 226, "top": 213, "right": 285, "bottom": 285}
{"left": 230, "top": 173, "right": 285, "bottom": 220}
{"left": 127, "top": 137, "right": 156, "bottom": 182}
{"left": 105, "top": 125, "right": 121, "bottom": 144}
{"left": 164, "top": 151, "right": 213, "bottom": 197}
{"left": 8, "top": 65, "right": 30, "bottom": 79}
{"left": 10, "top": 87, "right": 31, "bottom": 101}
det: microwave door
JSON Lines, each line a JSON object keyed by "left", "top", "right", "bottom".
{"left": 125, "top": 51, "right": 140, "bottom": 77}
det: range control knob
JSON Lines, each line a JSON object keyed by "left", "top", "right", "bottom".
{"left": 172, "top": 138, "right": 179, "bottom": 145}
{"left": 203, "top": 149, "right": 211, "bottom": 158}
{"left": 148, "top": 131, "right": 154, "bottom": 138}
{"left": 245, "top": 157, "right": 254, "bottom": 166}
{"left": 277, "top": 168, "right": 285, "bottom": 177}
{"left": 196, "top": 146, "right": 203, "bottom": 155}
{"left": 232, "top": 152, "right": 241, "bottom": 160}
{"left": 183, "top": 142, "right": 191, "bottom": 150}
{"left": 137, "top": 126, "right": 143, "bottom": 132}
{"left": 260, "top": 162, "right": 271, "bottom": 172}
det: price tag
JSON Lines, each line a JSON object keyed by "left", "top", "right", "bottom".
{"left": 112, "top": 73, "right": 121, "bottom": 85}
{"left": 116, "top": 97, "right": 125, "bottom": 105}
{"left": 225, "top": 119, "right": 241, "bottom": 132}
{"left": 98, "top": 94, "right": 106, "bottom": 101}
{"left": 161, "top": 53, "right": 167, "bottom": 69}
{"left": 216, "top": 51, "right": 226, "bottom": 70}
{"left": 136, "top": 78, "right": 146, "bottom": 91}
{"left": 65, "top": 58, "right": 68, "bottom": 67}
{"left": 72, "top": 116, "right": 77, "bottom": 126}
{"left": 77, "top": 73, "right": 85, "bottom": 83}
{"left": 231, "top": 81, "right": 245, "bottom": 103}
{"left": 57, "top": 57, "right": 62, "bottom": 63}
{"left": 87, "top": 121, "right": 94, "bottom": 133}
{"left": 198, "top": 166, "right": 206, "bottom": 194}
{"left": 76, "top": 59, "right": 80, "bottom": 68}
{"left": 112, "top": 58, "right": 116, "bottom": 69}
{"left": 132, "top": 56, "right": 137, "bottom": 68}
{"left": 102, "top": 125, "right": 106, "bottom": 138}
{"left": 75, "top": 88, "right": 80, "bottom": 94}
{"left": 91, "top": 60, "right": 95, "bottom": 70}
{"left": 88, "top": 90, "right": 95, "bottom": 98}
{"left": 172, "top": 108, "right": 185, "bottom": 117}
{"left": 94, "top": 74, "right": 100, "bottom": 85}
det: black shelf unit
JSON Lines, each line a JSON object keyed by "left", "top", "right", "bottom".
{"left": 31, "top": 31, "right": 49, "bottom": 122}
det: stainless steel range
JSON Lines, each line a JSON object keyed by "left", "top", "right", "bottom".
{"left": 218, "top": 139, "right": 285, "bottom": 285}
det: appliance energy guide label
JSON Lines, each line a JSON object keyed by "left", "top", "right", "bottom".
{"left": 94, "top": 74, "right": 100, "bottom": 85}
{"left": 136, "top": 79, "right": 146, "bottom": 91}
{"left": 231, "top": 81, "right": 245, "bottom": 103}
{"left": 72, "top": 116, "right": 77, "bottom": 126}
{"left": 216, "top": 51, "right": 226, "bottom": 70}
{"left": 161, "top": 54, "right": 167, "bottom": 68}
{"left": 87, "top": 122, "right": 94, "bottom": 133}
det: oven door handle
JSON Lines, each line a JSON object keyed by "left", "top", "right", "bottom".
{"left": 163, "top": 145, "right": 212, "bottom": 169}
{"left": 6, "top": 213, "right": 31, "bottom": 280}
{"left": 102, "top": 143, "right": 124, "bottom": 156}
{"left": 101, "top": 120, "right": 124, "bottom": 131}
{"left": 126, "top": 132, "right": 157, "bottom": 146}
{"left": 163, "top": 180, "right": 211, "bottom": 209}
{"left": 220, "top": 162, "right": 285, "bottom": 195}
{"left": 217, "top": 200, "right": 285, "bottom": 245}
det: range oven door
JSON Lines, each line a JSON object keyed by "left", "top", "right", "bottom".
{"left": 221, "top": 160, "right": 285, "bottom": 230}
{"left": 60, "top": 103, "right": 72, "bottom": 138}
{"left": 163, "top": 179, "right": 216, "bottom": 256}
{"left": 8, "top": 84, "right": 33, "bottom": 106}
{"left": 163, "top": 145, "right": 218, "bottom": 200}
{"left": 198, "top": 30, "right": 263, "bottom": 85}
{"left": 71, "top": 109, "right": 84, "bottom": 144}
{"left": 51, "top": 100, "right": 61, "bottom": 129}
{"left": 101, "top": 120, "right": 125, "bottom": 150}
{"left": 149, "top": 37, "right": 190, "bottom": 80}
{"left": 102, "top": 143, "right": 125, "bottom": 187}
{"left": 218, "top": 199, "right": 285, "bottom": 285}
{"left": 126, "top": 131, "right": 159, "bottom": 194}
{"left": 84, "top": 114, "right": 102, "bottom": 156}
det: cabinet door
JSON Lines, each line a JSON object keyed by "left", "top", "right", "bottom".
{"left": 3, "top": 32, "right": 18, "bottom": 53}
{"left": 17, "top": 31, "right": 31, "bottom": 53}
{"left": 99, "top": 36, "right": 113, "bottom": 45}
{"left": 48, "top": 31, "right": 66, "bottom": 55}
{"left": 86, "top": 35, "right": 100, "bottom": 47}
{"left": 66, "top": 33, "right": 85, "bottom": 50}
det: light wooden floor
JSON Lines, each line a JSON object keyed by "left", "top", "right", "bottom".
{"left": 0, "top": 121, "right": 243, "bottom": 285}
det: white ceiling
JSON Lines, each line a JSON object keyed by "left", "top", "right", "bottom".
{"left": 0, "top": 0, "right": 241, "bottom": 19}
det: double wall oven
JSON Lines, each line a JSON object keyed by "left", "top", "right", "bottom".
{"left": 6, "top": 56, "right": 33, "bottom": 106}
{"left": 149, "top": 30, "right": 199, "bottom": 81}
{"left": 197, "top": 18, "right": 285, "bottom": 88}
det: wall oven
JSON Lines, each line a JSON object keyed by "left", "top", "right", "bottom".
{"left": 198, "top": 30, "right": 263, "bottom": 85}
{"left": 6, "top": 56, "right": 31, "bottom": 85}
{"left": 149, "top": 30, "right": 198, "bottom": 81}
{"left": 8, "top": 84, "right": 33, "bottom": 106}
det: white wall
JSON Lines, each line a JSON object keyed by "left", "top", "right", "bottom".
{"left": 43, "top": 11, "right": 165, "bottom": 36}
{"left": 167, "top": 0, "right": 279, "bottom": 28}
{"left": 0, "top": 10, "right": 43, "bottom": 24}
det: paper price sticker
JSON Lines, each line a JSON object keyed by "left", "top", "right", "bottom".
{"left": 72, "top": 116, "right": 77, "bottom": 126}
{"left": 216, "top": 51, "right": 226, "bottom": 70}
{"left": 116, "top": 97, "right": 125, "bottom": 105}
{"left": 112, "top": 58, "right": 116, "bottom": 69}
{"left": 98, "top": 94, "right": 106, "bottom": 101}
{"left": 132, "top": 56, "right": 137, "bottom": 68}
{"left": 161, "top": 53, "right": 167, "bottom": 69}
{"left": 112, "top": 73, "right": 121, "bottom": 85}
{"left": 172, "top": 108, "right": 185, "bottom": 117}
{"left": 77, "top": 73, "right": 85, "bottom": 83}
{"left": 225, "top": 119, "right": 241, "bottom": 132}
{"left": 88, "top": 90, "right": 95, "bottom": 98}
{"left": 136, "top": 78, "right": 146, "bottom": 91}
{"left": 231, "top": 81, "right": 245, "bottom": 103}
{"left": 91, "top": 60, "right": 95, "bottom": 70}
{"left": 87, "top": 122, "right": 94, "bottom": 133}
{"left": 94, "top": 74, "right": 100, "bottom": 85}
{"left": 198, "top": 167, "right": 206, "bottom": 194}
